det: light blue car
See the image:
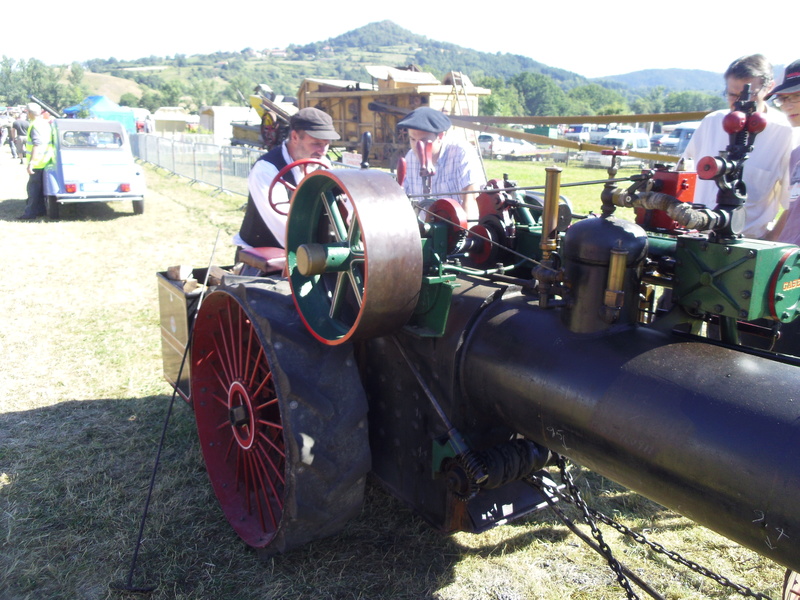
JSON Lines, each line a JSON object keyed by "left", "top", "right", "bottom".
{"left": 44, "top": 119, "right": 146, "bottom": 219}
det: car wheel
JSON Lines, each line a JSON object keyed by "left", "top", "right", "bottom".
{"left": 133, "top": 199, "right": 144, "bottom": 215}
{"left": 45, "top": 196, "right": 59, "bottom": 220}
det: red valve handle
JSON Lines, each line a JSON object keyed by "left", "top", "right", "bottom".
{"left": 747, "top": 111, "right": 768, "bottom": 134}
{"left": 424, "top": 140, "right": 435, "bottom": 176}
{"left": 696, "top": 156, "right": 722, "bottom": 180}
{"left": 396, "top": 157, "right": 407, "bottom": 186}
{"left": 723, "top": 111, "right": 747, "bottom": 134}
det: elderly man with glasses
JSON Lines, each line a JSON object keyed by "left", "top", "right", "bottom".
{"left": 762, "top": 60, "right": 800, "bottom": 244}
{"left": 682, "top": 54, "right": 795, "bottom": 238}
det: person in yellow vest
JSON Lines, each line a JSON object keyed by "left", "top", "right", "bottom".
{"left": 18, "top": 103, "right": 54, "bottom": 220}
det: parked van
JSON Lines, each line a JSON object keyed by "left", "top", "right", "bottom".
{"left": 564, "top": 124, "right": 593, "bottom": 143}
{"left": 657, "top": 121, "right": 700, "bottom": 155}
{"left": 583, "top": 131, "right": 651, "bottom": 169}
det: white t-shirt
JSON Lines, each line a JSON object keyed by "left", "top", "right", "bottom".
{"left": 682, "top": 107, "right": 795, "bottom": 238}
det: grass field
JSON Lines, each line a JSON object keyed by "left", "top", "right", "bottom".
{"left": 0, "top": 149, "right": 787, "bottom": 600}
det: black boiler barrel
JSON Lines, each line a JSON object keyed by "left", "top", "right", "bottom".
{"left": 460, "top": 298, "right": 800, "bottom": 572}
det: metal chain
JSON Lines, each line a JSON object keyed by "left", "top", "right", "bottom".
{"left": 529, "top": 461, "right": 773, "bottom": 600}
{"left": 553, "top": 455, "right": 641, "bottom": 600}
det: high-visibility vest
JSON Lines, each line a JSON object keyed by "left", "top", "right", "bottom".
{"left": 25, "top": 118, "right": 54, "bottom": 169}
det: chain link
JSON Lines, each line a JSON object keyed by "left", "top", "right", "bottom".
{"left": 529, "top": 459, "right": 773, "bottom": 600}
{"left": 553, "top": 455, "right": 640, "bottom": 599}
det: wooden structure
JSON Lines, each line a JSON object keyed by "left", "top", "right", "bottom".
{"left": 297, "top": 66, "right": 491, "bottom": 168}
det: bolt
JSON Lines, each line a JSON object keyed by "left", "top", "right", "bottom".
{"left": 740, "top": 310, "right": 748, "bottom": 319}
{"left": 741, "top": 291, "right": 751, "bottom": 299}
{"left": 776, "top": 294, "right": 785, "bottom": 302}
{"left": 744, "top": 270, "right": 754, "bottom": 280}
{"left": 714, "top": 304, "right": 724, "bottom": 313}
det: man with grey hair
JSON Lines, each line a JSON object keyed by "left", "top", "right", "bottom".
{"left": 682, "top": 54, "right": 796, "bottom": 238}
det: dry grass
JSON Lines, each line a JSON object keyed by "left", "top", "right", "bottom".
{"left": 0, "top": 146, "right": 785, "bottom": 600}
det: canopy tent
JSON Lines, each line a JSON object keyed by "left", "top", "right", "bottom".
{"left": 63, "top": 95, "right": 136, "bottom": 133}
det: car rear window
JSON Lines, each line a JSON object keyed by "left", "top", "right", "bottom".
{"left": 62, "top": 131, "right": 123, "bottom": 148}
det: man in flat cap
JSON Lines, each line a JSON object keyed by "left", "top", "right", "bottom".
{"left": 235, "top": 107, "right": 340, "bottom": 251}
{"left": 397, "top": 106, "right": 484, "bottom": 220}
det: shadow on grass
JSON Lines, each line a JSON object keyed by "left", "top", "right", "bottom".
{"left": 0, "top": 198, "right": 140, "bottom": 222}
{"left": 0, "top": 397, "right": 552, "bottom": 600}
{"left": 0, "top": 396, "right": 700, "bottom": 600}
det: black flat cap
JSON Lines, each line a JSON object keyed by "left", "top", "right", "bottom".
{"left": 397, "top": 107, "right": 451, "bottom": 133}
{"left": 290, "top": 107, "right": 340, "bottom": 140}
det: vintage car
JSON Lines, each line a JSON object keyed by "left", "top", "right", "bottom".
{"left": 44, "top": 119, "right": 145, "bottom": 219}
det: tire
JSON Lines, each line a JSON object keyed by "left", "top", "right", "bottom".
{"left": 132, "top": 199, "right": 144, "bottom": 215}
{"left": 45, "top": 196, "right": 59, "bottom": 220}
{"left": 191, "top": 278, "right": 371, "bottom": 554}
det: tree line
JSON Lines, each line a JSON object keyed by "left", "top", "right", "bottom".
{"left": 1, "top": 50, "right": 726, "bottom": 120}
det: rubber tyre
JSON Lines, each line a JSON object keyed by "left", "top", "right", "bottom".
{"left": 45, "top": 196, "right": 59, "bottom": 220}
{"left": 133, "top": 199, "right": 144, "bottom": 215}
{"left": 191, "top": 277, "right": 371, "bottom": 554}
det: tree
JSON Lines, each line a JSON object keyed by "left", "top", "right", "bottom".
{"left": 188, "top": 77, "right": 223, "bottom": 108}
{"left": 509, "top": 72, "right": 571, "bottom": 116}
{"left": 139, "top": 89, "right": 163, "bottom": 113}
{"left": 630, "top": 86, "right": 667, "bottom": 115}
{"left": 664, "top": 90, "right": 725, "bottom": 112}
{"left": 475, "top": 76, "right": 524, "bottom": 117}
{"left": 119, "top": 92, "right": 140, "bottom": 107}
{"left": 567, "top": 84, "right": 629, "bottom": 115}
{"left": 67, "top": 62, "right": 84, "bottom": 86}
{"left": 159, "top": 80, "right": 185, "bottom": 107}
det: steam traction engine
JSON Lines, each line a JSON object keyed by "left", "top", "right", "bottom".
{"left": 170, "top": 98, "right": 800, "bottom": 596}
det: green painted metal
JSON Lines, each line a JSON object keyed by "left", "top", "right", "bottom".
{"left": 673, "top": 235, "right": 800, "bottom": 322}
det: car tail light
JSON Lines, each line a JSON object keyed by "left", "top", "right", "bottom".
{"left": 65, "top": 183, "right": 77, "bottom": 193}
{"left": 119, "top": 183, "right": 131, "bottom": 192}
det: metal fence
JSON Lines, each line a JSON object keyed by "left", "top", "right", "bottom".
{"left": 131, "top": 133, "right": 265, "bottom": 197}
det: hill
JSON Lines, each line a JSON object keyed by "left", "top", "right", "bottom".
{"left": 82, "top": 72, "right": 143, "bottom": 103}
{"left": 595, "top": 68, "right": 722, "bottom": 92}
{"left": 69, "top": 21, "right": 725, "bottom": 114}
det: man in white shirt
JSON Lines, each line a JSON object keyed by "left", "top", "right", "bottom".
{"left": 397, "top": 107, "right": 485, "bottom": 221}
{"left": 235, "top": 107, "right": 340, "bottom": 250}
{"left": 682, "top": 54, "right": 795, "bottom": 239}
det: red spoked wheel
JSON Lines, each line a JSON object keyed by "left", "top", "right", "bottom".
{"left": 268, "top": 158, "right": 329, "bottom": 215}
{"left": 191, "top": 280, "right": 370, "bottom": 552}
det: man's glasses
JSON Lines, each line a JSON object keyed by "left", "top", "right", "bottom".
{"left": 773, "top": 92, "right": 800, "bottom": 108}
{"left": 723, "top": 87, "right": 763, "bottom": 103}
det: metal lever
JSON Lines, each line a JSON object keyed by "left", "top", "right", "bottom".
{"left": 360, "top": 131, "right": 372, "bottom": 169}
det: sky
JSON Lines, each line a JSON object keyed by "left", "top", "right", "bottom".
{"left": 5, "top": 2, "right": 795, "bottom": 80}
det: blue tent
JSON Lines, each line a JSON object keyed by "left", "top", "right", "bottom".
{"left": 63, "top": 95, "right": 136, "bottom": 133}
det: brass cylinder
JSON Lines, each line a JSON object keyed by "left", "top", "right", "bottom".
{"left": 541, "top": 167, "right": 562, "bottom": 259}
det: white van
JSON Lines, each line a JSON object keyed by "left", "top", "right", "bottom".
{"left": 583, "top": 131, "right": 651, "bottom": 168}
{"left": 658, "top": 121, "right": 700, "bottom": 155}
